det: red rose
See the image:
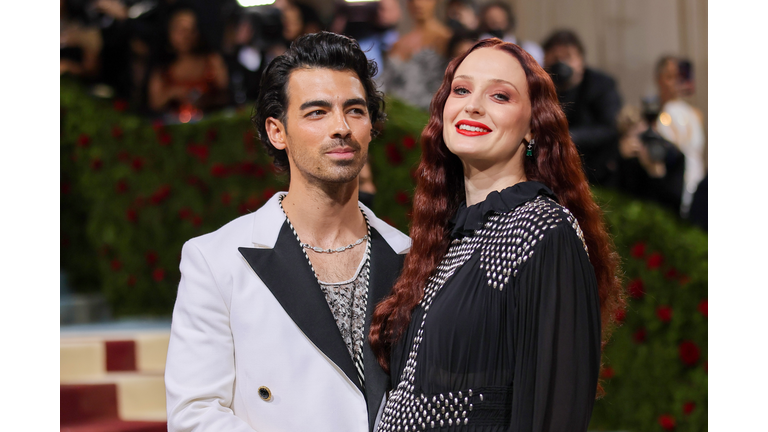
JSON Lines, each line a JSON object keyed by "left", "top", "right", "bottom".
{"left": 150, "top": 184, "right": 171, "bottom": 205}
{"left": 178, "top": 207, "right": 192, "bottom": 220}
{"left": 614, "top": 308, "right": 626, "bottom": 323}
{"left": 243, "top": 130, "right": 255, "bottom": 148}
{"left": 239, "top": 161, "right": 256, "bottom": 175}
{"left": 127, "top": 274, "right": 137, "bottom": 286}
{"left": 113, "top": 99, "right": 128, "bottom": 112}
{"left": 385, "top": 143, "right": 404, "bottom": 165}
{"left": 656, "top": 305, "right": 672, "bottom": 323}
{"left": 679, "top": 274, "right": 691, "bottom": 286}
{"left": 115, "top": 179, "right": 129, "bottom": 194}
{"left": 210, "top": 163, "right": 229, "bottom": 177}
{"left": 145, "top": 251, "right": 158, "bottom": 266}
{"left": 658, "top": 414, "right": 676, "bottom": 430}
{"left": 698, "top": 298, "right": 707, "bottom": 318}
{"left": 131, "top": 157, "right": 145, "bottom": 171}
{"left": 682, "top": 401, "right": 696, "bottom": 415}
{"left": 632, "top": 327, "right": 647, "bottom": 343}
{"left": 152, "top": 120, "right": 164, "bottom": 132}
{"left": 158, "top": 132, "right": 172, "bottom": 146}
{"left": 221, "top": 192, "right": 232, "bottom": 205}
{"left": 646, "top": 252, "right": 664, "bottom": 270}
{"left": 77, "top": 133, "right": 91, "bottom": 148}
{"left": 126, "top": 208, "right": 138, "bottom": 223}
{"left": 402, "top": 135, "right": 416, "bottom": 150}
{"left": 627, "top": 278, "right": 644, "bottom": 299}
{"left": 61, "top": 182, "right": 71, "bottom": 195}
{"left": 206, "top": 128, "right": 218, "bottom": 142}
{"left": 110, "top": 259, "right": 122, "bottom": 271}
{"left": 630, "top": 241, "right": 646, "bottom": 258}
{"left": 679, "top": 340, "right": 700, "bottom": 366}
{"left": 117, "top": 151, "right": 130, "bottom": 162}
{"left": 90, "top": 158, "right": 103, "bottom": 171}
{"left": 191, "top": 215, "right": 202, "bottom": 227}
{"left": 254, "top": 165, "right": 266, "bottom": 179}
{"left": 262, "top": 187, "right": 277, "bottom": 201}
{"left": 152, "top": 267, "right": 165, "bottom": 282}
{"left": 187, "top": 144, "right": 210, "bottom": 163}
{"left": 111, "top": 125, "right": 123, "bottom": 139}
{"left": 600, "top": 366, "right": 614, "bottom": 379}
{"left": 382, "top": 216, "right": 398, "bottom": 229}
{"left": 664, "top": 267, "right": 678, "bottom": 279}
{"left": 395, "top": 191, "right": 410, "bottom": 206}
{"left": 238, "top": 202, "right": 249, "bottom": 215}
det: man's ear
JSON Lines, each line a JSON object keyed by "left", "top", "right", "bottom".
{"left": 265, "top": 117, "right": 287, "bottom": 150}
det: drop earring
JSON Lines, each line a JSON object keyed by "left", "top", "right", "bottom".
{"left": 526, "top": 138, "right": 535, "bottom": 157}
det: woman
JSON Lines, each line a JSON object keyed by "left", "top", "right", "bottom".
{"left": 147, "top": 4, "right": 229, "bottom": 117}
{"left": 370, "top": 39, "right": 623, "bottom": 431}
{"left": 383, "top": 0, "right": 453, "bottom": 110}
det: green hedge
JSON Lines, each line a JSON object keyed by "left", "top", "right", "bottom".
{"left": 60, "top": 78, "right": 706, "bottom": 431}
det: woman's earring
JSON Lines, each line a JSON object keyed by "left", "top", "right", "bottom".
{"left": 526, "top": 138, "right": 535, "bottom": 157}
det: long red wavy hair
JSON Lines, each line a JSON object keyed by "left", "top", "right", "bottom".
{"left": 369, "top": 39, "right": 624, "bottom": 396}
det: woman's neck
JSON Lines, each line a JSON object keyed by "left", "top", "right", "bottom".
{"left": 463, "top": 162, "right": 527, "bottom": 206}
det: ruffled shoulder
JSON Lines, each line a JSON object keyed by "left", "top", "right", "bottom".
{"left": 449, "top": 181, "right": 557, "bottom": 238}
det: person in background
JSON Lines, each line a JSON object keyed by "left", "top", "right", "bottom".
{"left": 446, "top": 29, "right": 480, "bottom": 60}
{"left": 383, "top": 0, "right": 453, "bottom": 110}
{"left": 478, "top": 1, "right": 543, "bottom": 65}
{"left": 146, "top": 2, "right": 229, "bottom": 118}
{"left": 615, "top": 104, "right": 685, "bottom": 214}
{"left": 280, "top": 1, "right": 324, "bottom": 44}
{"left": 543, "top": 29, "right": 622, "bottom": 186}
{"left": 60, "top": 0, "right": 103, "bottom": 80}
{"left": 445, "top": 0, "right": 479, "bottom": 33}
{"left": 653, "top": 55, "right": 706, "bottom": 218}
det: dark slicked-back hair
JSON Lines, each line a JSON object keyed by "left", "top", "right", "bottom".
{"left": 542, "top": 29, "right": 585, "bottom": 56}
{"left": 252, "top": 31, "right": 386, "bottom": 173}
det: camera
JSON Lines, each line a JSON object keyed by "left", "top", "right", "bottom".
{"left": 639, "top": 97, "right": 677, "bottom": 163}
{"left": 545, "top": 62, "right": 573, "bottom": 88}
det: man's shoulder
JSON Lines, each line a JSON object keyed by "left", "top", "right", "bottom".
{"left": 360, "top": 204, "right": 411, "bottom": 255}
{"left": 185, "top": 211, "right": 257, "bottom": 253}
{"left": 584, "top": 67, "right": 617, "bottom": 89}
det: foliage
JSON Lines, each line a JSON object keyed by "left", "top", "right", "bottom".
{"left": 588, "top": 188, "right": 708, "bottom": 432}
{"left": 61, "top": 78, "right": 706, "bottom": 430}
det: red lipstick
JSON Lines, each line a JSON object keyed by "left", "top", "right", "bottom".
{"left": 455, "top": 120, "right": 492, "bottom": 136}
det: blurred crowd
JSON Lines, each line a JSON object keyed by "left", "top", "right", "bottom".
{"left": 61, "top": 0, "right": 707, "bottom": 228}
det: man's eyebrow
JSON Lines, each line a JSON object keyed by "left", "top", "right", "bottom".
{"left": 299, "top": 99, "right": 332, "bottom": 111}
{"left": 344, "top": 98, "right": 367, "bottom": 109}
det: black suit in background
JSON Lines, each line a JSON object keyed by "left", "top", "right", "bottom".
{"left": 557, "top": 68, "right": 622, "bottom": 186}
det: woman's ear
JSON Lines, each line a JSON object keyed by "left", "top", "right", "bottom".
{"left": 265, "top": 117, "right": 287, "bottom": 150}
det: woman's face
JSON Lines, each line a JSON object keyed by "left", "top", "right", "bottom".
{"left": 169, "top": 10, "right": 199, "bottom": 54}
{"left": 408, "top": 0, "right": 438, "bottom": 22}
{"left": 443, "top": 47, "right": 532, "bottom": 171}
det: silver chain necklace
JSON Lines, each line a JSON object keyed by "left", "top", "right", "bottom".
{"left": 278, "top": 194, "right": 372, "bottom": 276}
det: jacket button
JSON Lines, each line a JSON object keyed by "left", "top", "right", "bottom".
{"left": 258, "top": 386, "right": 272, "bottom": 402}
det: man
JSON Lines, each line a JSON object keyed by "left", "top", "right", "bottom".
{"left": 165, "top": 32, "right": 411, "bottom": 432}
{"left": 543, "top": 30, "right": 622, "bottom": 186}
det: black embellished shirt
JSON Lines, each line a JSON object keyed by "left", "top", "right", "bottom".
{"left": 379, "top": 182, "right": 601, "bottom": 432}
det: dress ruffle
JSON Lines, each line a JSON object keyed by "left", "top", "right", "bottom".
{"left": 449, "top": 181, "right": 557, "bottom": 238}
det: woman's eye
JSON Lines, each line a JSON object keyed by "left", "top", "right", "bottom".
{"left": 492, "top": 93, "right": 510, "bottom": 102}
{"left": 453, "top": 87, "right": 469, "bottom": 95}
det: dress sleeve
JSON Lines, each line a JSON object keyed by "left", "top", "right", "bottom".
{"left": 165, "top": 241, "right": 257, "bottom": 432}
{"left": 508, "top": 222, "right": 601, "bottom": 432}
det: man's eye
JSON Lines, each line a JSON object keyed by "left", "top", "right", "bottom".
{"left": 307, "top": 110, "right": 325, "bottom": 116}
{"left": 349, "top": 108, "right": 366, "bottom": 115}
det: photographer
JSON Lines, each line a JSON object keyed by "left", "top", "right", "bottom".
{"left": 615, "top": 103, "right": 685, "bottom": 214}
{"left": 543, "top": 29, "right": 622, "bottom": 186}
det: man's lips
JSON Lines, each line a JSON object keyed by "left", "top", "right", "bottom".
{"left": 455, "top": 120, "right": 492, "bottom": 136}
{"left": 326, "top": 147, "right": 357, "bottom": 158}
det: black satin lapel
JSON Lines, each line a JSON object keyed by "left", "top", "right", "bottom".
{"left": 238, "top": 222, "right": 361, "bottom": 393}
{"left": 364, "top": 227, "right": 406, "bottom": 431}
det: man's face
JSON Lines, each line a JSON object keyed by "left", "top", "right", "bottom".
{"left": 544, "top": 44, "right": 585, "bottom": 89}
{"left": 266, "top": 68, "right": 372, "bottom": 187}
{"left": 657, "top": 59, "right": 680, "bottom": 101}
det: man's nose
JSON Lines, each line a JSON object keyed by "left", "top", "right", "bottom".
{"left": 331, "top": 110, "right": 352, "bottom": 138}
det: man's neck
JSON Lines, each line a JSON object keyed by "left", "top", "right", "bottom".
{"left": 280, "top": 179, "right": 366, "bottom": 250}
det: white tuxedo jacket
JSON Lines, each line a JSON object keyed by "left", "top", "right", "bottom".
{"left": 165, "top": 192, "right": 411, "bottom": 432}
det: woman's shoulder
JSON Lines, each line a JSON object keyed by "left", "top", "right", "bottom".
{"left": 504, "top": 196, "right": 588, "bottom": 253}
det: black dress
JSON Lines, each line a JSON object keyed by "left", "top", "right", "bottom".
{"left": 377, "top": 182, "right": 601, "bottom": 432}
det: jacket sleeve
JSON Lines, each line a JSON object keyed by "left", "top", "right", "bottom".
{"left": 165, "top": 240, "right": 257, "bottom": 432}
{"left": 509, "top": 222, "right": 602, "bottom": 432}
